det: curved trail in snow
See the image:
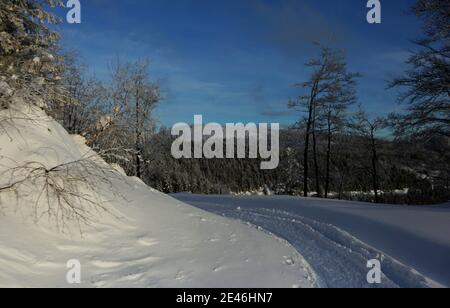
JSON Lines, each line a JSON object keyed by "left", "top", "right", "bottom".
{"left": 173, "top": 194, "right": 450, "bottom": 288}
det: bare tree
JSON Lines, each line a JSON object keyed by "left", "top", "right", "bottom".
{"left": 104, "top": 60, "right": 160, "bottom": 178}
{"left": 46, "top": 52, "right": 106, "bottom": 136}
{"left": 389, "top": 0, "right": 450, "bottom": 138}
{"left": 321, "top": 69, "right": 359, "bottom": 198}
{"left": 289, "top": 46, "right": 358, "bottom": 197}
{"left": 351, "top": 110, "right": 387, "bottom": 203}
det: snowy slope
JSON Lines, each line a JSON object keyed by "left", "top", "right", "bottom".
{"left": 174, "top": 194, "right": 449, "bottom": 288}
{"left": 0, "top": 104, "right": 316, "bottom": 288}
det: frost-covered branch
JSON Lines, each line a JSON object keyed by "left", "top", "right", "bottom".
{"left": 0, "top": 154, "right": 124, "bottom": 234}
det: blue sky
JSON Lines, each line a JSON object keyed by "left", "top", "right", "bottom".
{"left": 54, "top": 0, "right": 421, "bottom": 127}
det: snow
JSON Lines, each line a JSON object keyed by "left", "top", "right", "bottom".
{"left": 0, "top": 80, "right": 13, "bottom": 97}
{"left": 0, "top": 104, "right": 316, "bottom": 288}
{"left": 173, "top": 194, "right": 450, "bottom": 288}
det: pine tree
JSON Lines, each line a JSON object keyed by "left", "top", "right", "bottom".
{"left": 0, "top": 0, "right": 64, "bottom": 109}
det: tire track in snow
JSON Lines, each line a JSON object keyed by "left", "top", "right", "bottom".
{"left": 185, "top": 202, "right": 434, "bottom": 288}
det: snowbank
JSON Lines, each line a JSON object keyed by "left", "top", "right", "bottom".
{"left": 0, "top": 104, "right": 316, "bottom": 288}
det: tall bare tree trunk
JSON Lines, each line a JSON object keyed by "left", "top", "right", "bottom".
{"left": 370, "top": 131, "right": 379, "bottom": 203}
{"left": 325, "top": 111, "right": 332, "bottom": 198}
{"left": 325, "top": 133, "right": 332, "bottom": 198}
{"left": 303, "top": 85, "right": 318, "bottom": 197}
{"left": 303, "top": 132, "right": 310, "bottom": 197}
{"left": 338, "top": 173, "right": 345, "bottom": 200}
{"left": 135, "top": 86, "right": 141, "bottom": 179}
{"left": 312, "top": 121, "right": 321, "bottom": 197}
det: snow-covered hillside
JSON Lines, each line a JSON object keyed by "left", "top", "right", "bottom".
{"left": 0, "top": 104, "right": 316, "bottom": 288}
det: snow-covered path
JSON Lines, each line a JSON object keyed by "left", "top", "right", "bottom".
{"left": 173, "top": 194, "right": 450, "bottom": 288}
